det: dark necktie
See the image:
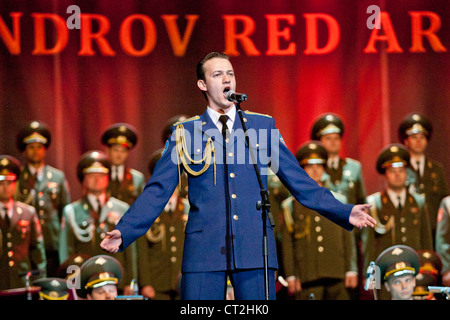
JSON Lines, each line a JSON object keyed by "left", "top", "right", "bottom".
{"left": 219, "top": 115, "right": 230, "bottom": 144}
{"left": 397, "top": 196, "right": 403, "bottom": 213}
{"left": 2, "top": 207, "right": 10, "bottom": 228}
{"left": 416, "top": 161, "right": 421, "bottom": 177}
{"left": 90, "top": 199, "right": 101, "bottom": 224}
{"left": 97, "top": 198, "right": 102, "bottom": 216}
{"left": 219, "top": 114, "right": 232, "bottom": 269}
{"left": 114, "top": 166, "right": 120, "bottom": 183}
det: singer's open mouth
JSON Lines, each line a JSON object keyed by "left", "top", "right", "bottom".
{"left": 223, "top": 87, "right": 230, "bottom": 93}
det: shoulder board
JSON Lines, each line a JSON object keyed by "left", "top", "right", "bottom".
{"left": 130, "top": 168, "right": 144, "bottom": 179}
{"left": 45, "top": 165, "right": 65, "bottom": 179}
{"left": 331, "top": 191, "right": 348, "bottom": 204}
{"left": 173, "top": 115, "right": 200, "bottom": 126}
{"left": 442, "top": 196, "right": 450, "bottom": 208}
{"left": 410, "top": 192, "right": 425, "bottom": 208}
{"left": 366, "top": 192, "right": 382, "bottom": 208}
{"left": 108, "top": 197, "right": 130, "bottom": 211}
{"left": 344, "top": 158, "right": 361, "bottom": 167}
{"left": 15, "top": 201, "right": 36, "bottom": 214}
{"left": 244, "top": 110, "right": 272, "bottom": 118}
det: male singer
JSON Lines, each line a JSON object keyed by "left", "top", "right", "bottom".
{"left": 101, "top": 52, "right": 376, "bottom": 300}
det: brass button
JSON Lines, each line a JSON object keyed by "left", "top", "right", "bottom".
{"left": 230, "top": 173, "right": 235, "bottom": 178}
{"left": 231, "top": 194, "right": 237, "bottom": 199}
{"left": 233, "top": 215, "right": 239, "bottom": 220}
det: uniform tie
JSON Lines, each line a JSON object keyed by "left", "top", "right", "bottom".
{"left": 397, "top": 196, "right": 403, "bottom": 213}
{"left": 416, "top": 160, "right": 421, "bottom": 177}
{"left": 97, "top": 198, "right": 102, "bottom": 216}
{"left": 1, "top": 207, "right": 10, "bottom": 228}
{"left": 219, "top": 115, "right": 230, "bottom": 145}
{"left": 219, "top": 114, "right": 233, "bottom": 269}
{"left": 114, "top": 166, "right": 119, "bottom": 182}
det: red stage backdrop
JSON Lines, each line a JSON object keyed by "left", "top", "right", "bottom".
{"left": 1, "top": 0, "right": 449, "bottom": 199}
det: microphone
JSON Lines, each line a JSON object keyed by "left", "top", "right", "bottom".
{"left": 364, "top": 261, "right": 380, "bottom": 291}
{"left": 428, "top": 286, "right": 450, "bottom": 294}
{"left": 226, "top": 90, "right": 248, "bottom": 103}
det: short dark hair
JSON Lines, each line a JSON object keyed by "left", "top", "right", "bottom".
{"left": 196, "top": 52, "right": 230, "bottom": 81}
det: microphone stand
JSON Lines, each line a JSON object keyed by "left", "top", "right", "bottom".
{"left": 235, "top": 100, "right": 274, "bottom": 301}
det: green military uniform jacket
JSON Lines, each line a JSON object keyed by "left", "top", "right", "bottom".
{"left": 14, "top": 165, "right": 70, "bottom": 252}
{"left": 326, "top": 158, "right": 366, "bottom": 205}
{"left": 407, "top": 158, "right": 449, "bottom": 234}
{"left": 136, "top": 197, "right": 189, "bottom": 298}
{"left": 107, "top": 167, "right": 145, "bottom": 206}
{"left": 362, "top": 190, "right": 433, "bottom": 271}
{"left": 59, "top": 196, "right": 137, "bottom": 288}
{"left": 280, "top": 190, "right": 357, "bottom": 285}
{"left": 0, "top": 201, "right": 46, "bottom": 289}
{"left": 436, "top": 196, "right": 450, "bottom": 274}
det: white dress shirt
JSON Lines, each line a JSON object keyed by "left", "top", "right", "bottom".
{"left": 207, "top": 106, "right": 236, "bottom": 132}
{"left": 387, "top": 188, "right": 406, "bottom": 209}
{"left": 410, "top": 155, "right": 425, "bottom": 177}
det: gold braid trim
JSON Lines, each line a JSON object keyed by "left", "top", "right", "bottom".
{"left": 175, "top": 124, "right": 216, "bottom": 191}
{"left": 39, "top": 292, "right": 69, "bottom": 300}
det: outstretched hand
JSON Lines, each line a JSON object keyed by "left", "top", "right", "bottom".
{"left": 100, "top": 229, "right": 122, "bottom": 253}
{"left": 349, "top": 204, "right": 376, "bottom": 229}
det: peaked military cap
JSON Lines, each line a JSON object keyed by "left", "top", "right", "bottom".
{"left": 77, "top": 255, "right": 123, "bottom": 299}
{"left": 376, "top": 245, "right": 420, "bottom": 282}
{"left": 398, "top": 113, "right": 432, "bottom": 143}
{"left": 0, "top": 155, "right": 21, "bottom": 181}
{"left": 77, "top": 150, "right": 110, "bottom": 182}
{"left": 101, "top": 123, "right": 138, "bottom": 149}
{"left": 33, "top": 278, "right": 68, "bottom": 300}
{"left": 376, "top": 143, "right": 410, "bottom": 174}
{"left": 57, "top": 253, "right": 92, "bottom": 279}
{"left": 295, "top": 141, "right": 328, "bottom": 168}
{"left": 310, "top": 113, "right": 344, "bottom": 140}
{"left": 417, "top": 250, "right": 442, "bottom": 281}
{"left": 161, "top": 114, "right": 188, "bottom": 143}
{"left": 16, "top": 120, "right": 51, "bottom": 152}
{"left": 413, "top": 250, "right": 443, "bottom": 297}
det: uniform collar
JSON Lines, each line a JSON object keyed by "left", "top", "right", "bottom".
{"left": 327, "top": 156, "right": 340, "bottom": 170}
{"left": 111, "top": 165, "right": 125, "bottom": 181}
{"left": 87, "top": 193, "right": 107, "bottom": 211}
{"left": 207, "top": 105, "right": 236, "bottom": 131}
{"left": 410, "top": 154, "right": 425, "bottom": 176}
{"left": 0, "top": 199, "right": 14, "bottom": 219}
{"left": 200, "top": 106, "right": 244, "bottom": 149}
{"left": 27, "top": 164, "right": 45, "bottom": 181}
{"left": 386, "top": 188, "right": 407, "bottom": 209}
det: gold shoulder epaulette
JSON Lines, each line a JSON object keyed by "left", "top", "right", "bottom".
{"left": 173, "top": 115, "right": 200, "bottom": 126}
{"left": 244, "top": 110, "right": 272, "bottom": 118}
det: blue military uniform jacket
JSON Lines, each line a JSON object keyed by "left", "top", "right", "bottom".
{"left": 116, "top": 108, "right": 354, "bottom": 273}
